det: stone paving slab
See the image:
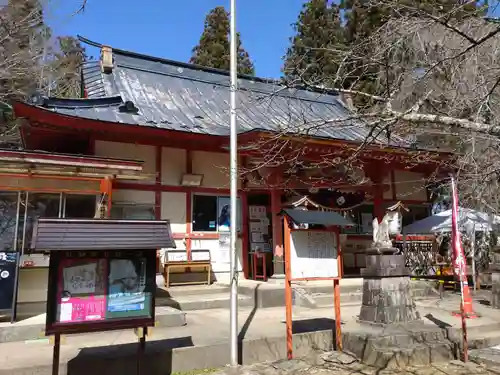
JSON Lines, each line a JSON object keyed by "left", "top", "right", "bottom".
{"left": 0, "top": 306, "right": 187, "bottom": 343}
{"left": 0, "top": 304, "right": 364, "bottom": 370}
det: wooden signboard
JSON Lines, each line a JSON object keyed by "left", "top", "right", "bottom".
{"left": 289, "top": 230, "right": 339, "bottom": 280}
{"left": 282, "top": 210, "right": 349, "bottom": 361}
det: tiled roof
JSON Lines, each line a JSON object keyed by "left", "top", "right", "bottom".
{"left": 35, "top": 37, "right": 409, "bottom": 145}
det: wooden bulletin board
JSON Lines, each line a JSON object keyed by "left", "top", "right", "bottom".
{"left": 289, "top": 230, "right": 339, "bottom": 280}
{"left": 46, "top": 249, "right": 157, "bottom": 335}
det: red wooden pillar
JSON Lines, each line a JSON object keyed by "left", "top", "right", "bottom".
{"left": 373, "top": 182, "right": 384, "bottom": 222}
{"left": 155, "top": 146, "right": 162, "bottom": 273}
{"left": 185, "top": 151, "right": 193, "bottom": 272}
{"left": 241, "top": 191, "right": 250, "bottom": 279}
{"left": 366, "top": 162, "right": 386, "bottom": 222}
{"left": 270, "top": 182, "right": 284, "bottom": 278}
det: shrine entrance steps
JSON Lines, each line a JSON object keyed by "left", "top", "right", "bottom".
{"left": 156, "top": 278, "right": 437, "bottom": 312}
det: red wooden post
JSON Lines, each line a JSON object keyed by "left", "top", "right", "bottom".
{"left": 334, "top": 279, "right": 342, "bottom": 351}
{"left": 271, "top": 188, "right": 284, "bottom": 275}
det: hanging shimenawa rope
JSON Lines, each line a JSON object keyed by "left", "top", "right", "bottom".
{"left": 287, "top": 189, "right": 370, "bottom": 212}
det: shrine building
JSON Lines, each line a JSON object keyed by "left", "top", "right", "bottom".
{"left": 5, "top": 37, "right": 450, "bottom": 315}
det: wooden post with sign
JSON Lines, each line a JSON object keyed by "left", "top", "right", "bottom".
{"left": 281, "top": 209, "right": 353, "bottom": 359}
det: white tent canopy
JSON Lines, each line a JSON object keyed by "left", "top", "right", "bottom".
{"left": 402, "top": 207, "right": 500, "bottom": 234}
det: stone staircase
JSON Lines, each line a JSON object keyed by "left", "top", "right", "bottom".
{"left": 292, "top": 279, "right": 438, "bottom": 309}
{"left": 156, "top": 284, "right": 253, "bottom": 311}
{"left": 157, "top": 279, "right": 439, "bottom": 312}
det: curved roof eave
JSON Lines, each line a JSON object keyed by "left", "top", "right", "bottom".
{"left": 13, "top": 100, "right": 455, "bottom": 162}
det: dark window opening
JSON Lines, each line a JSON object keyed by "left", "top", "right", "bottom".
{"left": 65, "top": 195, "right": 97, "bottom": 218}
{"left": 192, "top": 195, "right": 218, "bottom": 232}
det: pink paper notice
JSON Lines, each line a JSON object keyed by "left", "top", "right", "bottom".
{"left": 59, "top": 296, "right": 106, "bottom": 323}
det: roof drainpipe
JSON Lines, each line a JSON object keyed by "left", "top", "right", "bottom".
{"left": 100, "top": 45, "right": 113, "bottom": 74}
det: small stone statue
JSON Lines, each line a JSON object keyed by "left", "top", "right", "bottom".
{"left": 372, "top": 212, "right": 396, "bottom": 249}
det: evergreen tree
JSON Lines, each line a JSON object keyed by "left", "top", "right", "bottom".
{"left": 51, "top": 36, "right": 87, "bottom": 98}
{"left": 190, "top": 6, "right": 254, "bottom": 75}
{"left": 283, "top": 0, "right": 344, "bottom": 85}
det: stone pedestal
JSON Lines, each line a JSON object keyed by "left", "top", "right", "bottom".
{"left": 490, "top": 250, "right": 500, "bottom": 309}
{"left": 359, "top": 251, "right": 420, "bottom": 324}
{"left": 343, "top": 248, "right": 454, "bottom": 369}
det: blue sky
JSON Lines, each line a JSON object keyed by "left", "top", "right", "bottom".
{"left": 47, "top": 0, "right": 307, "bottom": 79}
{"left": 46, "top": 0, "right": 500, "bottom": 79}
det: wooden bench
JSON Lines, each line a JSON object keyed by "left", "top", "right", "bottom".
{"left": 163, "top": 249, "right": 211, "bottom": 288}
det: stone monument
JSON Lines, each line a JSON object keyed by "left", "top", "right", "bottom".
{"left": 358, "top": 212, "right": 419, "bottom": 324}
{"left": 342, "top": 211, "right": 454, "bottom": 369}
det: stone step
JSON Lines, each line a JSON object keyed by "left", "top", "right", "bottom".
{"left": 156, "top": 292, "right": 253, "bottom": 311}
{"left": 312, "top": 292, "right": 362, "bottom": 307}
{"left": 302, "top": 284, "right": 435, "bottom": 309}
{"left": 449, "top": 323, "right": 500, "bottom": 350}
{"left": 156, "top": 284, "right": 230, "bottom": 298}
{"left": 236, "top": 281, "right": 365, "bottom": 308}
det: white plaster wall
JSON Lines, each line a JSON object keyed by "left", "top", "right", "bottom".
{"left": 95, "top": 141, "right": 156, "bottom": 184}
{"left": 161, "top": 192, "right": 186, "bottom": 233}
{"left": 192, "top": 151, "right": 243, "bottom": 189}
{"left": 191, "top": 238, "right": 243, "bottom": 274}
{"left": 17, "top": 268, "right": 48, "bottom": 303}
{"left": 394, "top": 170, "right": 428, "bottom": 201}
{"left": 161, "top": 147, "right": 186, "bottom": 185}
{"left": 1, "top": 177, "right": 99, "bottom": 192}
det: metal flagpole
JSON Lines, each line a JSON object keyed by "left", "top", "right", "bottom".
{"left": 229, "top": 0, "right": 239, "bottom": 367}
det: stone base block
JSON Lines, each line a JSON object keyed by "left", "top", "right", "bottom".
{"left": 342, "top": 322, "right": 454, "bottom": 369}
{"left": 361, "top": 254, "right": 409, "bottom": 277}
{"left": 359, "top": 276, "right": 420, "bottom": 325}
